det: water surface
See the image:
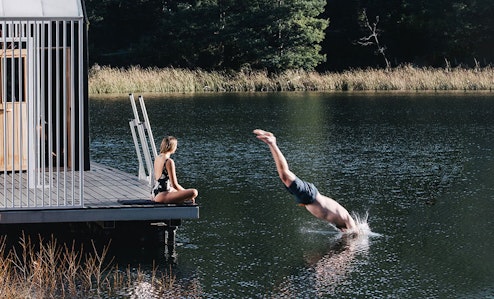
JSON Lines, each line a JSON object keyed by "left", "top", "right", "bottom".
{"left": 90, "top": 92, "right": 494, "bottom": 298}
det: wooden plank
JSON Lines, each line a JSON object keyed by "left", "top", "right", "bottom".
{"left": 0, "top": 163, "right": 200, "bottom": 223}
{"left": 0, "top": 205, "right": 199, "bottom": 224}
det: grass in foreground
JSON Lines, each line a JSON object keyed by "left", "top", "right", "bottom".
{"left": 88, "top": 64, "right": 494, "bottom": 94}
{"left": 0, "top": 234, "right": 201, "bottom": 298}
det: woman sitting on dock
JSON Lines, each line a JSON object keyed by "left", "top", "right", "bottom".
{"left": 151, "top": 136, "right": 198, "bottom": 204}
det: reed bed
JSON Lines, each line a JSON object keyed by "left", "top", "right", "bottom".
{"left": 88, "top": 64, "right": 494, "bottom": 94}
{"left": 0, "top": 235, "right": 201, "bottom": 298}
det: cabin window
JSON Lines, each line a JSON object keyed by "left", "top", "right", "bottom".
{"left": 0, "top": 51, "right": 27, "bottom": 103}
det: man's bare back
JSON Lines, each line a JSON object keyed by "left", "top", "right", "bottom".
{"left": 254, "top": 129, "right": 356, "bottom": 232}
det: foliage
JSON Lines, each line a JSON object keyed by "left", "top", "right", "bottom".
{"left": 138, "top": 0, "right": 328, "bottom": 72}
{"left": 85, "top": 0, "right": 328, "bottom": 72}
{"left": 85, "top": 0, "right": 494, "bottom": 71}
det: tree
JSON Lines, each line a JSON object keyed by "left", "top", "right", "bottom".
{"left": 85, "top": 0, "right": 494, "bottom": 70}
{"left": 383, "top": 0, "right": 494, "bottom": 67}
{"left": 259, "top": 0, "right": 329, "bottom": 71}
{"left": 85, "top": 0, "right": 163, "bottom": 66}
{"left": 357, "top": 9, "right": 390, "bottom": 69}
{"left": 139, "top": 0, "right": 328, "bottom": 72}
{"left": 144, "top": 0, "right": 223, "bottom": 68}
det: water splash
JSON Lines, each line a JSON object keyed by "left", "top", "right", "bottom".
{"left": 301, "top": 211, "right": 381, "bottom": 238}
{"left": 302, "top": 228, "right": 341, "bottom": 236}
{"left": 345, "top": 211, "right": 382, "bottom": 238}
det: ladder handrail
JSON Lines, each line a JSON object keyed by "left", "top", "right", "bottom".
{"left": 138, "top": 95, "right": 158, "bottom": 159}
{"left": 129, "top": 94, "right": 156, "bottom": 185}
{"left": 129, "top": 118, "right": 147, "bottom": 181}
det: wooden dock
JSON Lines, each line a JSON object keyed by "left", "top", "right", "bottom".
{"left": 0, "top": 163, "right": 199, "bottom": 224}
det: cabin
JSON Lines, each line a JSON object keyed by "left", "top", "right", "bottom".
{"left": 0, "top": 0, "right": 198, "bottom": 256}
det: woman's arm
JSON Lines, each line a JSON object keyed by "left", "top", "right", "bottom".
{"left": 166, "top": 158, "right": 185, "bottom": 190}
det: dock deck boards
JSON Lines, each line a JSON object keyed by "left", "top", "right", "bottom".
{"left": 0, "top": 163, "right": 199, "bottom": 224}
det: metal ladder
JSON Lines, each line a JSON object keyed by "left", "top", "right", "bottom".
{"left": 129, "top": 94, "right": 157, "bottom": 186}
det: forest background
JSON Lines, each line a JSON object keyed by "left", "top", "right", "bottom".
{"left": 84, "top": 0, "right": 494, "bottom": 73}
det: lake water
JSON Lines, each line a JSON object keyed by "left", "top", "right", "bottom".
{"left": 90, "top": 92, "right": 494, "bottom": 298}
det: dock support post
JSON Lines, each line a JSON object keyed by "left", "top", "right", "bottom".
{"left": 164, "top": 219, "right": 181, "bottom": 262}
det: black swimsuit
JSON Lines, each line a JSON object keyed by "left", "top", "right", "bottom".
{"left": 152, "top": 158, "right": 170, "bottom": 198}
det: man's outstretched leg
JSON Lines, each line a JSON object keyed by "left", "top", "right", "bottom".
{"left": 253, "top": 129, "right": 296, "bottom": 187}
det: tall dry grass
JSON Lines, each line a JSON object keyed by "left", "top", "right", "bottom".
{"left": 0, "top": 234, "right": 201, "bottom": 298}
{"left": 88, "top": 64, "right": 494, "bottom": 94}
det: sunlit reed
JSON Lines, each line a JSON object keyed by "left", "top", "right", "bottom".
{"left": 88, "top": 64, "right": 494, "bottom": 94}
{"left": 0, "top": 235, "right": 201, "bottom": 298}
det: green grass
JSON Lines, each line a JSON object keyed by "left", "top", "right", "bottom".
{"left": 88, "top": 64, "right": 494, "bottom": 94}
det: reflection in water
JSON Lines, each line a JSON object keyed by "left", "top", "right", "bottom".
{"left": 312, "top": 233, "right": 370, "bottom": 296}
{"left": 311, "top": 213, "right": 379, "bottom": 296}
{"left": 119, "top": 271, "right": 202, "bottom": 299}
{"left": 122, "top": 277, "right": 202, "bottom": 298}
{"left": 275, "top": 213, "right": 381, "bottom": 297}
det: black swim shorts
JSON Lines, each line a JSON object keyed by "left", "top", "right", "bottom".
{"left": 286, "top": 177, "right": 318, "bottom": 205}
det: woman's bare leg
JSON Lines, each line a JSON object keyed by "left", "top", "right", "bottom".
{"left": 154, "top": 188, "right": 198, "bottom": 204}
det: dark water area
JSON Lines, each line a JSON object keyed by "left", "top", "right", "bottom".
{"left": 87, "top": 92, "right": 494, "bottom": 298}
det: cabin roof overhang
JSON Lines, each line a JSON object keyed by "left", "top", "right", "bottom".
{"left": 0, "top": 0, "right": 83, "bottom": 19}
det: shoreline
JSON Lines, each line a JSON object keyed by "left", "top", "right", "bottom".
{"left": 89, "top": 65, "right": 494, "bottom": 95}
